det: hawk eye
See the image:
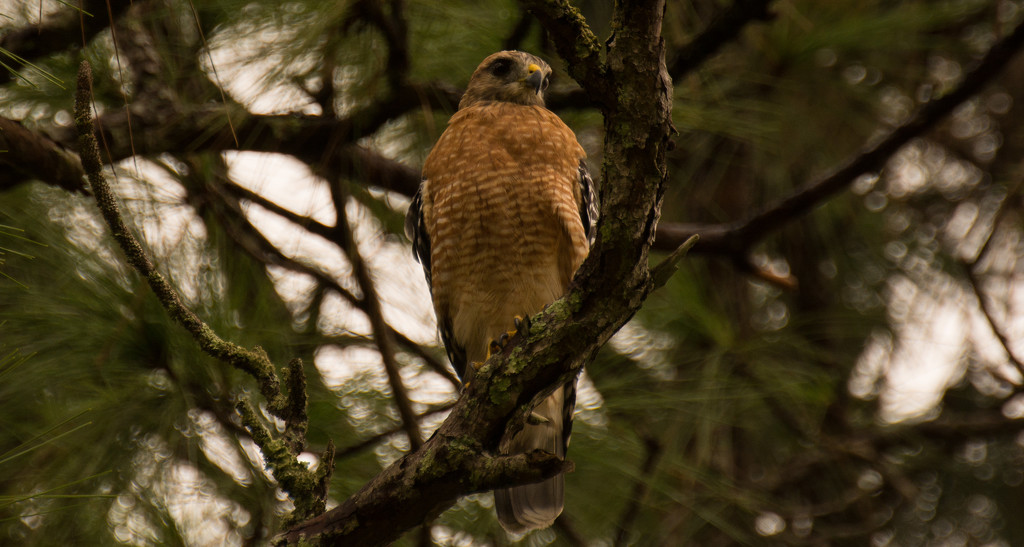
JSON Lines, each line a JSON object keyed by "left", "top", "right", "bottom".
{"left": 541, "top": 76, "right": 550, "bottom": 91}
{"left": 489, "top": 58, "right": 514, "bottom": 77}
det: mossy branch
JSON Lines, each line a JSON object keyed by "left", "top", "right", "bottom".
{"left": 74, "top": 61, "right": 284, "bottom": 411}
{"left": 74, "top": 60, "right": 328, "bottom": 522}
{"left": 283, "top": 358, "right": 309, "bottom": 454}
{"left": 236, "top": 399, "right": 326, "bottom": 523}
{"left": 519, "top": 0, "right": 608, "bottom": 105}
{"left": 468, "top": 451, "right": 573, "bottom": 491}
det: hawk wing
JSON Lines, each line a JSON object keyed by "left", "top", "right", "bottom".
{"left": 578, "top": 159, "right": 599, "bottom": 247}
{"left": 405, "top": 182, "right": 468, "bottom": 379}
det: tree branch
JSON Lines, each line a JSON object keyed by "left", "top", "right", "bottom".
{"left": 613, "top": 433, "right": 663, "bottom": 547}
{"left": 75, "top": 62, "right": 284, "bottom": 409}
{"left": 960, "top": 184, "right": 1024, "bottom": 377}
{"left": 54, "top": 12, "right": 1023, "bottom": 295}
{"left": 186, "top": 167, "right": 365, "bottom": 310}
{"left": 236, "top": 398, "right": 327, "bottom": 521}
{"left": 655, "top": 16, "right": 1024, "bottom": 257}
{"left": 519, "top": 0, "right": 609, "bottom": 106}
{"left": 544, "top": 0, "right": 777, "bottom": 111}
{"left": 45, "top": 80, "right": 458, "bottom": 186}
{"left": 0, "top": 117, "right": 88, "bottom": 194}
{"left": 76, "top": 61, "right": 330, "bottom": 522}
{"left": 334, "top": 403, "right": 455, "bottom": 459}
{"left": 346, "top": 0, "right": 410, "bottom": 87}
{"left": 668, "top": 0, "right": 775, "bottom": 79}
{"left": 0, "top": 0, "right": 134, "bottom": 86}
{"left": 221, "top": 179, "right": 336, "bottom": 242}
{"left": 200, "top": 171, "right": 460, "bottom": 388}
{"left": 281, "top": 0, "right": 676, "bottom": 542}
{"left": 328, "top": 175, "right": 424, "bottom": 450}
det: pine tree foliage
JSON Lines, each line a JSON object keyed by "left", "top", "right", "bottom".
{"left": 3, "top": 0, "right": 1024, "bottom": 545}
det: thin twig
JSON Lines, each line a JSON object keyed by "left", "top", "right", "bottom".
{"left": 220, "top": 179, "right": 336, "bottom": 242}
{"left": 330, "top": 176, "right": 423, "bottom": 450}
{"left": 960, "top": 183, "right": 1024, "bottom": 376}
{"left": 964, "top": 265, "right": 1024, "bottom": 375}
{"left": 390, "top": 328, "right": 460, "bottom": 387}
{"left": 74, "top": 61, "right": 284, "bottom": 410}
{"left": 282, "top": 358, "right": 309, "bottom": 454}
{"left": 203, "top": 173, "right": 460, "bottom": 388}
{"left": 191, "top": 170, "right": 364, "bottom": 309}
{"left": 187, "top": 0, "right": 238, "bottom": 147}
{"left": 333, "top": 403, "right": 454, "bottom": 459}
{"left": 77, "top": 60, "right": 329, "bottom": 519}
{"left": 613, "top": 433, "right": 664, "bottom": 547}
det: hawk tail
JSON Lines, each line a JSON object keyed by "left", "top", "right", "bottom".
{"left": 494, "top": 389, "right": 566, "bottom": 533}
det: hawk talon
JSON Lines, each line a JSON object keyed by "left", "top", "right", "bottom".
{"left": 486, "top": 323, "right": 521, "bottom": 359}
{"left": 487, "top": 340, "right": 502, "bottom": 359}
{"left": 513, "top": 315, "right": 530, "bottom": 336}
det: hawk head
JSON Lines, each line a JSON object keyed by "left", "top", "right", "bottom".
{"left": 459, "top": 50, "right": 552, "bottom": 109}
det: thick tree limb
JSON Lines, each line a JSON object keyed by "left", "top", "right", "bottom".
{"left": 280, "top": 0, "right": 675, "bottom": 543}
{"left": 519, "top": 0, "right": 609, "bottom": 106}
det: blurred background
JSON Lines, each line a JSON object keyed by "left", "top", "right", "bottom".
{"left": 3, "top": 0, "right": 1024, "bottom": 545}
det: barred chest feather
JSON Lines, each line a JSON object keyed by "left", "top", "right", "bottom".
{"left": 421, "top": 102, "right": 589, "bottom": 363}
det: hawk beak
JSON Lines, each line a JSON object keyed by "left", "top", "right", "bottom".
{"left": 525, "top": 64, "right": 544, "bottom": 95}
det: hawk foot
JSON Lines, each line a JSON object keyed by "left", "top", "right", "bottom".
{"left": 513, "top": 314, "right": 531, "bottom": 337}
{"left": 487, "top": 338, "right": 504, "bottom": 359}
{"left": 486, "top": 315, "right": 526, "bottom": 360}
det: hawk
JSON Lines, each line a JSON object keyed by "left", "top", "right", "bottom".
{"left": 405, "top": 50, "right": 598, "bottom": 532}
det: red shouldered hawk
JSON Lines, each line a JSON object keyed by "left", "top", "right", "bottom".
{"left": 405, "top": 50, "right": 598, "bottom": 533}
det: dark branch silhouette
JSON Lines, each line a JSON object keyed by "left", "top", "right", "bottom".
{"left": 655, "top": 16, "right": 1024, "bottom": 259}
